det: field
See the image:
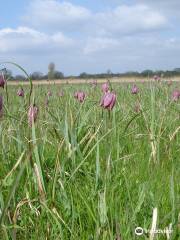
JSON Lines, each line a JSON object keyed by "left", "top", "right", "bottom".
{"left": 7, "top": 76, "right": 180, "bottom": 86}
{"left": 0, "top": 79, "right": 180, "bottom": 239}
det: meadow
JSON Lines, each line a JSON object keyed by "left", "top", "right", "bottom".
{"left": 0, "top": 77, "right": 180, "bottom": 239}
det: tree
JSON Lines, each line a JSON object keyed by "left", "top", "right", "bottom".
{"left": 107, "top": 69, "right": 112, "bottom": 77}
{"left": 48, "top": 62, "right": 55, "bottom": 80}
{"left": 14, "top": 75, "right": 26, "bottom": 81}
{"left": 30, "top": 72, "right": 43, "bottom": 80}
{"left": 79, "top": 72, "right": 89, "bottom": 79}
{"left": 174, "top": 68, "right": 180, "bottom": 72}
{"left": 54, "top": 71, "right": 64, "bottom": 79}
{"left": 141, "top": 70, "right": 154, "bottom": 77}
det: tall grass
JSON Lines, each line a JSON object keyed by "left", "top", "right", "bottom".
{"left": 0, "top": 79, "right": 179, "bottom": 239}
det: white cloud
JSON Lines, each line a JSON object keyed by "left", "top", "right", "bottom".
{"left": 94, "top": 4, "right": 167, "bottom": 36}
{"left": 23, "top": 0, "right": 91, "bottom": 30}
{"left": 84, "top": 37, "right": 119, "bottom": 54}
{"left": 0, "top": 27, "right": 74, "bottom": 53}
{"left": 23, "top": 0, "right": 168, "bottom": 36}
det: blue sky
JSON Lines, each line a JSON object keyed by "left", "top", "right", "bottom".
{"left": 0, "top": 0, "right": 180, "bottom": 75}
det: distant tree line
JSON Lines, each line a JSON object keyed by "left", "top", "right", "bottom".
{"left": 1, "top": 64, "right": 180, "bottom": 81}
{"left": 78, "top": 69, "right": 180, "bottom": 79}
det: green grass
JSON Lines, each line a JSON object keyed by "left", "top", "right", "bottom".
{"left": 0, "top": 81, "right": 180, "bottom": 239}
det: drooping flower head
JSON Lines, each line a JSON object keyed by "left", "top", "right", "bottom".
{"left": 101, "top": 82, "right": 109, "bottom": 93}
{"left": 0, "top": 74, "right": 5, "bottom": 88}
{"left": 154, "top": 75, "right": 161, "bottom": 81}
{"left": 172, "top": 89, "right": 180, "bottom": 102}
{"left": 28, "top": 104, "right": 39, "bottom": 126}
{"left": 100, "top": 91, "right": 116, "bottom": 110}
{"left": 74, "top": 91, "right": 86, "bottom": 103}
{"left": 131, "top": 84, "right": 139, "bottom": 94}
{"left": 0, "top": 95, "right": 3, "bottom": 117}
{"left": 78, "top": 91, "right": 85, "bottom": 103}
{"left": 17, "top": 88, "right": 24, "bottom": 97}
{"left": 47, "top": 91, "right": 52, "bottom": 97}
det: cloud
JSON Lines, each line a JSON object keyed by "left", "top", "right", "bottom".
{"left": 0, "top": 27, "right": 74, "bottom": 53}
{"left": 94, "top": 4, "right": 167, "bottom": 36}
{"left": 82, "top": 34, "right": 180, "bottom": 73}
{"left": 139, "top": 0, "right": 180, "bottom": 19}
{"left": 23, "top": 0, "right": 168, "bottom": 36}
{"left": 84, "top": 37, "right": 119, "bottom": 54}
{"left": 23, "top": 0, "right": 91, "bottom": 31}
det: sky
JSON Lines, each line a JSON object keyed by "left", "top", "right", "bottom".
{"left": 0, "top": 0, "right": 180, "bottom": 75}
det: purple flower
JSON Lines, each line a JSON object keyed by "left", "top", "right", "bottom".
{"left": 154, "top": 75, "right": 161, "bottom": 81}
{"left": 17, "top": 88, "right": 24, "bottom": 97}
{"left": 74, "top": 91, "right": 86, "bottom": 103}
{"left": 28, "top": 104, "right": 39, "bottom": 126}
{"left": 0, "top": 74, "right": 5, "bottom": 88}
{"left": 101, "top": 82, "right": 109, "bottom": 93}
{"left": 172, "top": 89, "right": 180, "bottom": 102}
{"left": 131, "top": 85, "right": 139, "bottom": 94}
{"left": 0, "top": 96, "right": 3, "bottom": 117}
{"left": 100, "top": 91, "right": 116, "bottom": 110}
{"left": 78, "top": 91, "right": 86, "bottom": 103}
{"left": 47, "top": 91, "right": 52, "bottom": 97}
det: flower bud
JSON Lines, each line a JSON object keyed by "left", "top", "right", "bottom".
{"left": 172, "top": 89, "right": 180, "bottom": 102}
{"left": 101, "top": 83, "right": 109, "bottom": 93}
{"left": 28, "top": 104, "right": 39, "bottom": 126}
{"left": 0, "top": 74, "right": 5, "bottom": 88}
{"left": 131, "top": 85, "right": 139, "bottom": 94}
{"left": 17, "top": 88, "right": 24, "bottom": 97}
{"left": 100, "top": 91, "right": 116, "bottom": 110}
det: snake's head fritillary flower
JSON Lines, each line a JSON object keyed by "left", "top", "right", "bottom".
{"left": 0, "top": 74, "right": 5, "bottom": 88}
{"left": 100, "top": 91, "right": 116, "bottom": 110}
{"left": 172, "top": 89, "right": 180, "bottom": 102}
{"left": 131, "top": 85, "right": 139, "bottom": 94}
{"left": 101, "top": 82, "right": 109, "bottom": 93}
{"left": 28, "top": 104, "right": 39, "bottom": 126}
{"left": 74, "top": 91, "right": 86, "bottom": 103}
{"left": 47, "top": 91, "right": 52, "bottom": 97}
{"left": 17, "top": 88, "right": 24, "bottom": 97}
{"left": 0, "top": 96, "right": 3, "bottom": 117}
{"left": 77, "top": 91, "right": 86, "bottom": 103}
{"left": 154, "top": 75, "right": 161, "bottom": 81}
